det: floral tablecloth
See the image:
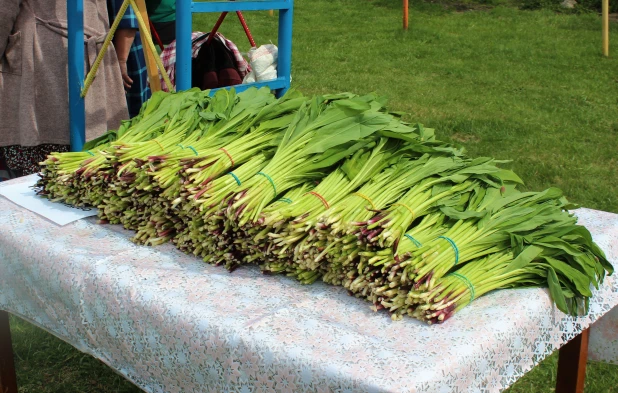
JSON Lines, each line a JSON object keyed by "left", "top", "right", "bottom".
{"left": 1, "top": 176, "right": 617, "bottom": 393}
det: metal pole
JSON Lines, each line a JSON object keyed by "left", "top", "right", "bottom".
{"left": 277, "top": 0, "right": 293, "bottom": 97}
{"left": 68, "top": 0, "right": 85, "bottom": 151}
{"left": 176, "top": 0, "right": 193, "bottom": 90}
{"left": 236, "top": 11, "right": 256, "bottom": 48}
{"left": 602, "top": 0, "right": 609, "bottom": 57}
{"left": 206, "top": 12, "right": 229, "bottom": 45}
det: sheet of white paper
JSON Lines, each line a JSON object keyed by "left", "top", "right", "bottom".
{"left": 0, "top": 174, "right": 98, "bottom": 226}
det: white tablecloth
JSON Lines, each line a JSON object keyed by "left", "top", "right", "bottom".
{"left": 1, "top": 176, "right": 617, "bottom": 392}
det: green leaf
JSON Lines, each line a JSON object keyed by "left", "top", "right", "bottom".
{"left": 303, "top": 112, "right": 392, "bottom": 154}
{"left": 321, "top": 92, "right": 357, "bottom": 101}
{"left": 474, "top": 175, "right": 502, "bottom": 188}
{"left": 494, "top": 169, "right": 525, "bottom": 185}
{"left": 440, "top": 206, "right": 486, "bottom": 220}
{"left": 547, "top": 266, "right": 570, "bottom": 314}
{"left": 534, "top": 236, "right": 584, "bottom": 257}
{"left": 305, "top": 140, "right": 369, "bottom": 170}
{"left": 341, "top": 145, "right": 375, "bottom": 180}
{"left": 143, "top": 90, "right": 169, "bottom": 117}
{"left": 545, "top": 257, "right": 592, "bottom": 297}
{"left": 199, "top": 112, "right": 223, "bottom": 121}
{"left": 505, "top": 245, "right": 544, "bottom": 272}
{"left": 525, "top": 187, "right": 564, "bottom": 205}
{"left": 332, "top": 98, "right": 372, "bottom": 113}
{"left": 570, "top": 254, "right": 598, "bottom": 284}
{"left": 505, "top": 214, "right": 557, "bottom": 233}
{"left": 431, "top": 183, "right": 453, "bottom": 197}
{"left": 510, "top": 234, "right": 525, "bottom": 255}
{"left": 82, "top": 131, "right": 115, "bottom": 151}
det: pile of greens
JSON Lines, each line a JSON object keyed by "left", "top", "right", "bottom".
{"left": 37, "top": 87, "right": 612, "bottom": 324}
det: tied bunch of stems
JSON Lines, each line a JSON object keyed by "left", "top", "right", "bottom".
{"left": 37, "top": 88, "right": 613, "bottom": 324}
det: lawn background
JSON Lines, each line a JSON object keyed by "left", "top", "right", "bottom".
{"left": 8, "top": 0, "right": 618, "bottom": 391}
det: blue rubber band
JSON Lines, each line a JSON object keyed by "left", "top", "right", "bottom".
{"left": 404, "top": 234, "right": 422, "bottom": 248}
{"left": 448, "top": 272, "right": 475, "bottom": 303}
{"left": 228, "top": 172, "right": 241, "bottom": 186}
{"left": 86, "top": 150, "right": 95, "bottom": 156}
{"left": 257, "top": 172, "right": 277, "bottom": 196}
{"left": 438, "top": 236, "right": 459, "bottom": 266}
{"left": 278, "top": 198, "right": 292, "bottom": 204}
{"left": 187, "top": 146, "right": 199, "bottom": 156}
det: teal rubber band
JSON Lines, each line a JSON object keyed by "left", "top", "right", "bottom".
{"left": 187, "top": 146, "right": 199, "bottom": 156}
{"left": 228, "top": 172, "right": 241, "bottom": 186}
{"left": 257, "top": 172, "right": 277, "bottom": 196}
{"left": 448, "top": 272, "right": 475, "bottom": 303}
{"left": 404, "top": 234, "right": 422, "bottom": 248}
{"left": 438, "top": 235, "right": 459, "bottom": 266}
{"left": 86, "top": 150, "right": 95, "bottom": 156}
{"left": 278, "top": 198, "right": 292, "bottom": 204}
{"left": 176, "top": 144, "right": 185, "bottom": 149}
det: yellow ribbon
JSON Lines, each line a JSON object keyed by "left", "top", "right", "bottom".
{"left": 392, "top": 203, "right": 415, "bottom": 220}
{"left": 353, "top": 192, "right": 376, "bottom": 210}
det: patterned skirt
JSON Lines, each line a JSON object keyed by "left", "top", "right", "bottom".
{"left": 0, "top": 144, "right": 69, "bottom": 179}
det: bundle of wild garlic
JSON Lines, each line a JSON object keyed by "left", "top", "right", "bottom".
{"left": 37, "top": 87, "right": 612, "bottom": 324}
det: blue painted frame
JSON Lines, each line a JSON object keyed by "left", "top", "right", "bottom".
{"left": 67, "top": 0, "right": 293, "bottom": 151}
{"left": 174, "top": 0, "right": 293, "bottom": 96}
{"left": 67, "top": 0, "right": 86, "bottom": 152}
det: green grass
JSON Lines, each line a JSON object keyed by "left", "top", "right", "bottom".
{"left": 195, "top": 0, "right": 618, "bottom": 213}
{"left": 9, "top": 316, "right": 141, "bottom": 393}
{"left": 8, "top": 0, "right": 618, "bottom": 391}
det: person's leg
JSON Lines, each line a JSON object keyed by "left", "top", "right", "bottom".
{"left": 124, "top": 34, "right": 151, "bottom": 118}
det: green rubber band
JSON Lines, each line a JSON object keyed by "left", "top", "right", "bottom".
{"left": 278, "top": 198, "right": 292, "bottom": 204}
{"left": 228, "top": 172, "right": 241, "bottom": 186}
{"left": 257, "top": 172, "right": 277, "bottom": 196}
{"left": 448, "top": 272, "right": 475, "bottom": 303}
{"left": 187, "top": 146, "right": 198, "bottom": 156}
{"left": 86, "top": 150, "right": 95, "bottom": 156}
{"left": 438, "top": 235, "right": 459, "bottom": 266}
{"left": 404, "top": 234, "right": 422, "bottom": 248}
{"left": 176, "top": 144, "right": 185, "bottom": 149}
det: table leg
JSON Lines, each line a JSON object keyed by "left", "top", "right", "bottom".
{"left": 0, "top": 310, "right": 18, "bottom": 393}
{"left": 556, "top": 327, "right": 590, "bottom": 393}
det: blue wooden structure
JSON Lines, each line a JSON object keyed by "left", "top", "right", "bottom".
{"left": 67, "top": 0, "right": 294, "bottom": 151}
{"left": 67, "top": 0, "right": 86, "bottom": 152}
{"left": 175, "top": 0, "right": 293, "bottom": 95}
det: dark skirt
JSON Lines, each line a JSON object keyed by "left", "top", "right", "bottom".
{"left": 0, "top": 144, "right": 69, "bottom": 179}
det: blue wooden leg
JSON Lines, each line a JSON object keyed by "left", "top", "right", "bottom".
{"left": 67, "top": 0, "right": 86, "bottom": 151}
{"left": 176, "top": 0, "right": 193, "bottom": 91}
{"left": 276, "top": 2, "right": 293, "bottom": 97}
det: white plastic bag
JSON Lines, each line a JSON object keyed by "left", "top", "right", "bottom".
{"left": 243, "top": 71, "right": 256, "bottom": 84}
{"left": 245, "top": 44, "right": 278, "bottom": 82}
{"left": 256, "top": 64, "right": 277, "bottom": 81}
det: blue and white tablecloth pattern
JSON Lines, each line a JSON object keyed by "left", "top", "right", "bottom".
{"left": 1, "top": 176, "right": 617, "bottom": 393}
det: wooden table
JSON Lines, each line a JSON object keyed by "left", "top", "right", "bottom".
{"left": 0, "top": 314, "right": 596, "bottom": 393}
{"left": 1, "top": 177, "right": 617, "bottom": 393}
